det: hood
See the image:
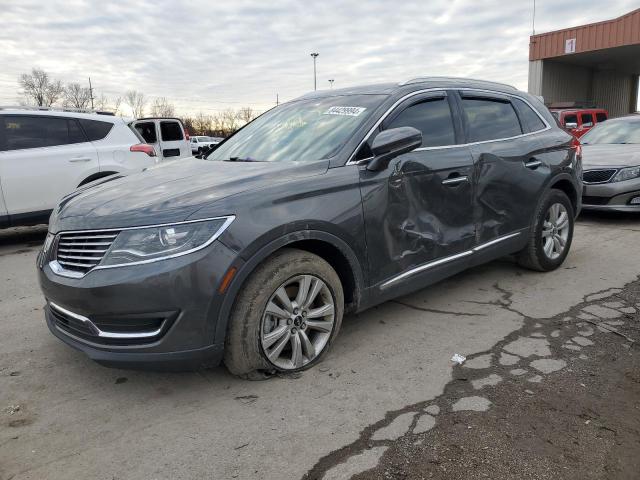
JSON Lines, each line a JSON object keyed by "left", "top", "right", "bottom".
{"left": 581, "top": 144, "right": 640, "bottom": 169}
{"left": 51, "top": 158, "right": 328, "bottom": 231}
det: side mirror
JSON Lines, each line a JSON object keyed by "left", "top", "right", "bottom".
{"left": 367, "top": 127, "right": 422, "bottom": 171}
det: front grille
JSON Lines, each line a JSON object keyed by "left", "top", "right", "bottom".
{"left": 582, "top": 195, "right": 610, "bottom": 206}
{"left": 54, "top": 230, "right": 120, "bottom": 274}
{"left": 583, "top": 169, "right": 617, "bottom": 184}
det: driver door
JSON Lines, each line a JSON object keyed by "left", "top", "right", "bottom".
{"left": 358, "top": 91, "right": 475, "bottom": 291}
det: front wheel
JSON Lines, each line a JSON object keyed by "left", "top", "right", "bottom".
{"left": 224, "top": 249, "right": 344, "bottom": 378}
{"left": 517, "top": 189, "right": 574, "bottom": 271}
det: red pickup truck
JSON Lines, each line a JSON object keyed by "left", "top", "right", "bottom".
{"left": 549, "top": 107, "right": 608, "bottom": 138}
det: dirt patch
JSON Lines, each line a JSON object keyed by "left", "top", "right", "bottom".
{"left": 304, "top": 280, "right": 640, "bottom": 480}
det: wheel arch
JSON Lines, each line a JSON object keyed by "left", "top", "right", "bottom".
{"left": 213, "top": 230, "right": 364, "bottom": 345}
{"left": 78, "top": 171, "right": 120, "bottom": 187}
{"left": 548, "top": 174, "right": 579, "bottom": 215}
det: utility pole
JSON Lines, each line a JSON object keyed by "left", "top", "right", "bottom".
{"left": 310, "top": 53, "right": 319, "bottom": 90}
{"left": 328, "top": 79, "right": 334, "bottom": 89}
{"left": 88, "top": 77, "right": 95, "bottom": 109}
{"left": 532, "top": 0, "right": 536, "bottom": 35}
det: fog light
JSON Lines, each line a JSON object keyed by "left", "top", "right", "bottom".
{"left": 630, "top": 196, "right": 640, "bottom": 205}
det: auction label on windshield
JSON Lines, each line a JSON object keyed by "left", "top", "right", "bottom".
{"left": 323, "top": 106, "right": 366, "bottom": 117}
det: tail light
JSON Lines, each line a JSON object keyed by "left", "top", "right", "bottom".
{"left": 130, "top": 143, "right": 156, "bottom": 157}
{"left": 184, "top": 129, "right": 190, "bottom": 141}
{"left": 570, "top": 136, "right": 582, "bottom": 159}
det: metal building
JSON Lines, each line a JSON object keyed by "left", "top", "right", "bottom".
{"left": 528, "top": 8, "right": 640, "bottom": 117}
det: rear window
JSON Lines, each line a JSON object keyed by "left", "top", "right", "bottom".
{"left": 79, "top": 119, "right": 113, "bottom": 141}
{"left": 160, "top": 121, "right": 183, "bottom": 141}
{"left": 513, "top": 98, "right": 546, "bottom": 133}
{"left": 134, "top": 122, "right": 157, "bottom": 143}
{"left": 1, "top": 115, "right": 89, "bottom": 151}
{"left": 461, "top": 98, "right": 522, "bottom": 142}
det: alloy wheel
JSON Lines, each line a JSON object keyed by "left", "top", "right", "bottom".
{"left": 542, "top": 202, "right": 570, "bottom": 260}
{"left": 260, "top": 274, "right": 335, "bottom": 370}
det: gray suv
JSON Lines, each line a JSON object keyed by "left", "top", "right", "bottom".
{"left": 37, "top": 77, "right": 582, "bottom": 377}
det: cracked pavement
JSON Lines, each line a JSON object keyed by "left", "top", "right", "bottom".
{"left": 1, "top": 213, "right": 639, "bottom": 480}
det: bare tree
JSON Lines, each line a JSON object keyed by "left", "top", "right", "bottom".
{"left": 94, "top": 94, "right": 122, "bottom": 115}
{"left": 18, "top": 68, "right": 64, "bottom": 106}
{"left": 220, "top": 108, "right": 239, "bottom": 135}
{"left": 237, "top": 106, "right": 256, "bottom": 125}
{"left": 150, "top": 97, "right": 175, "bottom": 117}
{"left": 193, "top": 112, "right": 212, "bottom": 135}
{"left": 124, "top": 90, "right": 146, "bottom": 118}
{"left": 63, "top": 82, "right": 92, "bottom": 109}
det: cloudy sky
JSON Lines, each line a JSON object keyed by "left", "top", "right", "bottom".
{"left": 0, "top": 0, "right": 637, "bottom": 116}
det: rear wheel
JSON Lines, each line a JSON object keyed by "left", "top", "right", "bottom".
{"left": 517, "top": 189, "right": 574, "bottom": 271}
{"left": 224, "top": 249, "right": 344, "bottom": 378}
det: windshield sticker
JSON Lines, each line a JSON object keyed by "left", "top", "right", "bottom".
{"left": 323, "top": 106, "right": 366, "bottom": 117}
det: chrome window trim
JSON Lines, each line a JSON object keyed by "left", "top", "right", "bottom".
{"left": 380, "top": 232, "right": 521, "bottom": 289}
{"left": 49, "top": 301, "right": 164, "bottom": 339}
{"left": 49, "top": 215, "right": 235, "bottom": 278}
{"left": 347, "top": 88, "right": 550, "bottom": 165}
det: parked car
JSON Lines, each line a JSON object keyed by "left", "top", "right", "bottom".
{"left": 550, "top": 107, "right": 608, "bottom": 138}
{"left": 131, "top": 118, "right": 191, "bottom": 160}
{"left": 191, "top": 136, "right": 222, "bottom": 155}
{"left": 38, "top": 77, "right": 582, "bottom": 376}
{"left": 0, "top": 107, "right": 157, "bottom": 228}
{"left": 580, "top": 115, "right": 640, "bottom": 211}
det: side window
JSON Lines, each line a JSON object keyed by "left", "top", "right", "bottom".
{"left": 512, "top": 98, "right": 546, "bottom": 133}
{"left": 68, "top": 119, "right": 87, "bottom": 143}
{"left": 461, "top": 97, "right": 523, "bottom": 142}
{"left": 134, "top": 122, "right": 157, "bottom": 143}
{"left": 564, "top": 114, "right": 578, "bottom": 128}
{"left": 79, "top": 119, "right": 113, "bottom": 141}
{"left": 596, "top": 112, "right": 607, "bottom": 123}
{"left": 581, "top": 113, "right": 594, "bottom": 128}
{"left": 386, "top": 98, "right": 456, "bottom": 147}
{"left": 160, "top": 121, "right": 183, "bottom": 141}
{"left": 2, "top": 115, "right": 86, "bottom": 151}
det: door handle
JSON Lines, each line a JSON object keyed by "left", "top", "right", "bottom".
{"left": 69, "top": 157, "right": 92, "bottom": 163}
{"left": 524, "top": 159, "right": 542, "bottom": 169}
{"left": 442, "top": 175, "right": 469, "bottom": 186}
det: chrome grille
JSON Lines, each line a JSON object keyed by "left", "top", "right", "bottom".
{"left": 583, "top": 169, "right": 617, "bottom": 184}
{"left": 55, "top": 230, "right": 120, "bottom": 274}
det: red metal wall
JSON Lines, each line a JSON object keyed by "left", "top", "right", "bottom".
{"left": 529, "top": 8, "right": 640, "bottom": 61}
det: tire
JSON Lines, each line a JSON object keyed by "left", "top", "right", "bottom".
{"left": 517, "top": 189, "right": 574, "bottom": 272}
{"left": 224, "top": 248, "right": 344, "bottom": 378}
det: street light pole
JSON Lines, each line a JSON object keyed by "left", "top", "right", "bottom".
{"left": 310, "top": 52, "right": 319, "bottom": 90}
{"left": 328, "top": 79, "right": 334, "bottom": 89}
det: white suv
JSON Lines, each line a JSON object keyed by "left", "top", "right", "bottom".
{"left": 0, "top": 107, "right": 158, "bottom": 228}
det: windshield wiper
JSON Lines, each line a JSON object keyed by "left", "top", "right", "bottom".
{"left": 223, "top": 156, "right": 263, "bottom": 162}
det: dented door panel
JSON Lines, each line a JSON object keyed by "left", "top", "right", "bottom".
{"left": 471, "top": 135, "right": 544, "bottom": 244}
{"left": 360, "top": 146, "right": 475, "bottom": 286}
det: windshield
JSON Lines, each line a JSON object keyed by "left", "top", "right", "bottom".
{"left": 581, "top": 119, "right": 640, "bottom": 145}
{"left": 206, "top": 94, "right": 386, "bottom": 162}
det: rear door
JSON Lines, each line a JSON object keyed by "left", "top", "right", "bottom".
{"left": 158, "top": 120, "right": 189, "bottom": 159}
{"left": 0, "top": 114, "right": 99, "bottom": 215}
{"left": 458, "top": 92, "right": 548, "bottom": 244}
{"left": 359, "top": 91, "right": 476, "bottom": 288}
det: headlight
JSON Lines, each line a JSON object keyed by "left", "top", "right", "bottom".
{"left": 612, "top": 166, "right": 640, "bottom": 183}
{"left": 101, "top": 216, "right": 234, "bottom": 267}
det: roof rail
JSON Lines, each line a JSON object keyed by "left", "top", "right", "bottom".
{"left": 400, "top": 76, "right": 517, "bottom": 91}
{"left": 0, "top": 105, "right": 115, "bottom": 115}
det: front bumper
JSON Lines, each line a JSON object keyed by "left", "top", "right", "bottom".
{"left": 38, "top": 240, "right": 239, "bottom": 370}
{"left": 582, "top": 176, "right": 640, "bottom": 213}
